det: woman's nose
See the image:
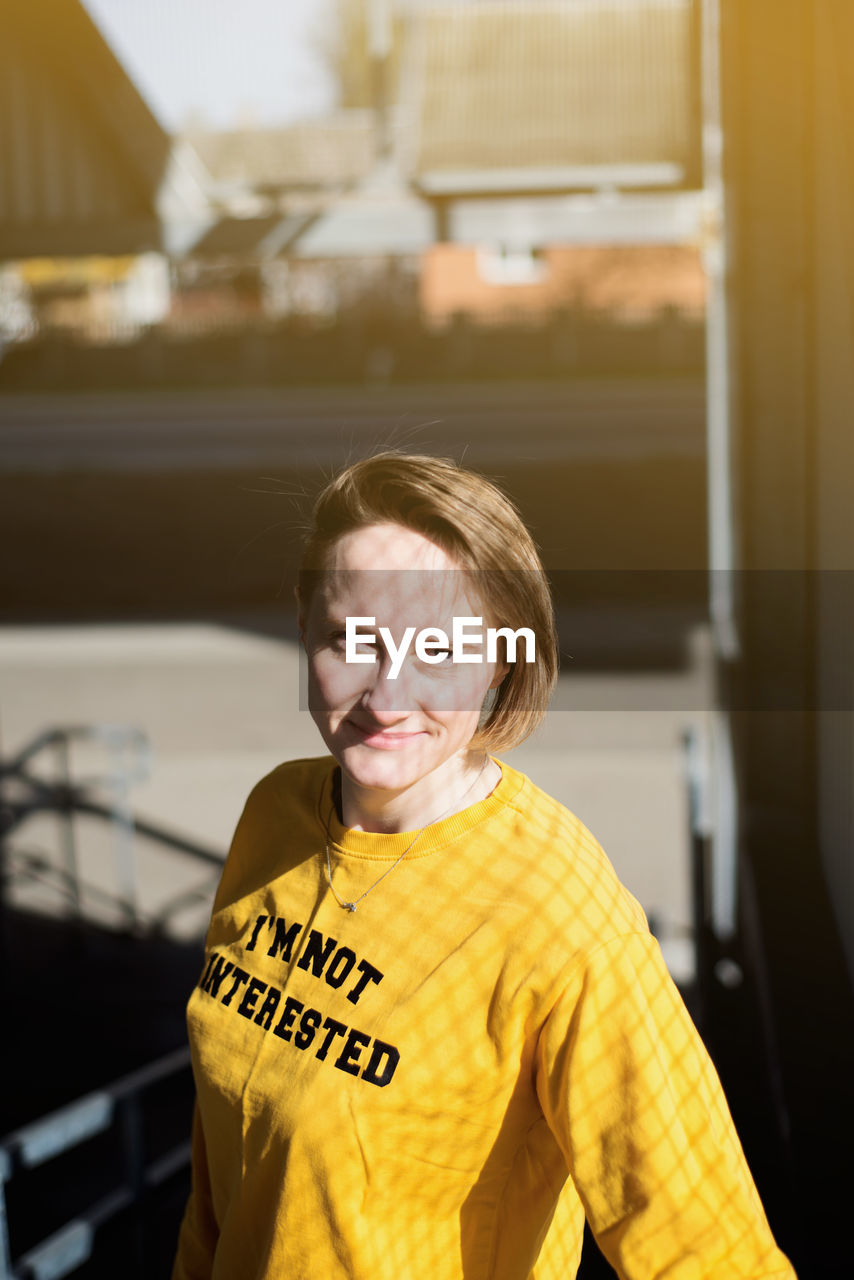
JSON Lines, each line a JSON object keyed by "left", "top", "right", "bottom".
{"left": 359, "top": 654, "right": 414, "bottom": 717}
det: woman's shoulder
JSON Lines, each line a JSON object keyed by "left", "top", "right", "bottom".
{"left": 243, "top": 755, "right": 335, "bottom": 812}
{"left": 209, "top": 757, "right": 334, "bottom": 913}
{"left": 492, "top": 760, "right": 649, "bottom": 946}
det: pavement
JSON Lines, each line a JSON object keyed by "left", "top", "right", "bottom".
{"left": 0, "top": 622, "right": 714, "bottom": 982}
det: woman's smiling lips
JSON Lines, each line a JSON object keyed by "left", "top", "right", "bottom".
{"left": 346, "top": 719, "right": 425, "bottom": 749}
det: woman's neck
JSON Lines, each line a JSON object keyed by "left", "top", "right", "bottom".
{"left": 339, "top": 753, "right": 500, "bottom": 834}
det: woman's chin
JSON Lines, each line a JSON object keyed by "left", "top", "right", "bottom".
{"left": 336, "top": 741, "right": 428, "bottom": 795}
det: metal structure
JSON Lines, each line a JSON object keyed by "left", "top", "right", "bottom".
{"left": 0, "top": 1048, "right": 192, "bottom": 1280}
{"left": 0, "top": 726, "right": 222, "bottom": 1276}
{"left": 0, "top": 726, "right": 223, "bottom": 935}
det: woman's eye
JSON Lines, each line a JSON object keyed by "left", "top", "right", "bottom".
{"left": 328, "top": 631, "right": 370, "bottom": 655}
{"left": 418, "top": 647, "right": 452, "bottom": 669}
{"left": 329, "top": 631, "right": 378, "bottom": 658}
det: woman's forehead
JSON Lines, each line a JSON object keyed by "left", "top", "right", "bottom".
{"left": 327, "top": 523, "right": 458, "bottom": 572}
{"left": 313, "top": 524, "right": 491, "bottom": 619}
{"left": 320, "top": 566, "right": 477, "bottom": 617}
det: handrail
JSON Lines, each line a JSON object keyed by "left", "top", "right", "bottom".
{"left": 0, "top": 1048, "right": 193, "bottom": 1280}
{"left": 0, "top": 725, "right": 224, "bottom": 933}
{"left": 0, "top": 726, "right": 148, "bottom": 781}
{"left": 6, "top": 790, "right": 224, "bottom": 869}
{"left": 1, "top": 725, "right": 223, "bottom": 864}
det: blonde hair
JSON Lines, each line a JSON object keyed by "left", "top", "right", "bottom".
{"left": 299, "top": 452, "right": 558, "bottom": 752}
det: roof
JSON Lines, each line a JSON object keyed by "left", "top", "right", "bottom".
{"left": 405, "top": 0, "right": 699, "bottom": 192}
{"left": 185, "top": 112, "right": 379, "bottom": 194}
{"left": 0, "top": 0, "right": 173, "bottom": 257}
{"left": 177, "top": 2, "right": 706, "bottom": 259}
{"left": 188, "top": 214, "right": 293, "bottom": 258}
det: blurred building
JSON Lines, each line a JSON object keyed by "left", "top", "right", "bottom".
{"left": 0, "top": 0, "right": 209, "bottom": 261}
{"left": 1, "top": 0, "right": 710, "bottom": 387}
{"left": 420, "top": 244, "right": 705, "bottom": 326}
{"left": 0, "top": 0, "right": 209, "bottom": 347}
{"left": 15, "top": 254, "right": 171, "bottom": 342}
{"left": 407, "top": 0, "right": 699, "bottom": 195}
{"left": 178, "top": 0, "right": 703, "bottom": 292}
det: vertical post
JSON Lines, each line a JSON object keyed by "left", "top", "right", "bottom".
{"left": 701, "top": 0, "right": 735, "bottom": 647}
{"left": 105, "top": 732, "right": 139, "bottom": 928}
{"left": 700, "top": 0, "right": 739, "bottom": 941}
{"left": 55, "top": 733, "right": 82, "bottom": 917}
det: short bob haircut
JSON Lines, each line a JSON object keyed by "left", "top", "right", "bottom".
{"left": 298, "top": 452, "right": 558, "bottom": 753}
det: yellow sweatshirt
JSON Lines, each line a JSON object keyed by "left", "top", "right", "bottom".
{"left": 173, "top": 757, "right": 796, "bottom": 1280}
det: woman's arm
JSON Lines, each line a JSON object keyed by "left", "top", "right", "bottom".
{"left": 535, "top": 930, "right": 797, "bottom": 1278}
{"left": 172, "top": 1101, "right": 219, "bottom": 1280}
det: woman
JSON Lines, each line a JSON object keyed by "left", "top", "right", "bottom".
{"left": 173, "top": 452, "right": 795, "bottom": 1279}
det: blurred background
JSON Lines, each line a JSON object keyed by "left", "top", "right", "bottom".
{"left": 0, "top": 1, "right": 851, "bottom": 1276}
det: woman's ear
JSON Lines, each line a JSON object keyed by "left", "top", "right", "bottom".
{"left": 489, "top": 661, "right": 510, "bottom": 690}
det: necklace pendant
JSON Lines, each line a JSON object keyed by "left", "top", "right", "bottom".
{"left": 344, "top": 902, "right": 357, "bottom": 912}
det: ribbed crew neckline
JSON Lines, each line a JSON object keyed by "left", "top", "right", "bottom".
{"left": 317, "top": 757, "right": 525, "bottom": 861}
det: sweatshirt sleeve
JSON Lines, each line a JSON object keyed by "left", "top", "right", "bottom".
{"left": 534, "top": 930, "right": 797, "bottom": 1278}
{"left": 172, "top": 1101, "right": 219, "bottom": 1280}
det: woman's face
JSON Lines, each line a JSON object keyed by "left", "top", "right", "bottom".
{"left": 301, "top": 523, "right": 504, "bottom": 799}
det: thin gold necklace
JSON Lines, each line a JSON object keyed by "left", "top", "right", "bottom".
{"left": 324, "top": 758, "right": 490, "bottom": 912}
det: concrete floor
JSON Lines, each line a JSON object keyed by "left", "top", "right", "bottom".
{"left": 0, "top": 622, "right": 715, "bottom": 981}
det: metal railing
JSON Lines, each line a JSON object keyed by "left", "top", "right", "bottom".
{"left": 0, "top": 725, "right": 224, "bottom": 935}
{"left": 0, "top": 1047, "right": 193, "bottom": 1280}
{"left": 0, "top": 728, "right": 218, "bottom": 1276}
